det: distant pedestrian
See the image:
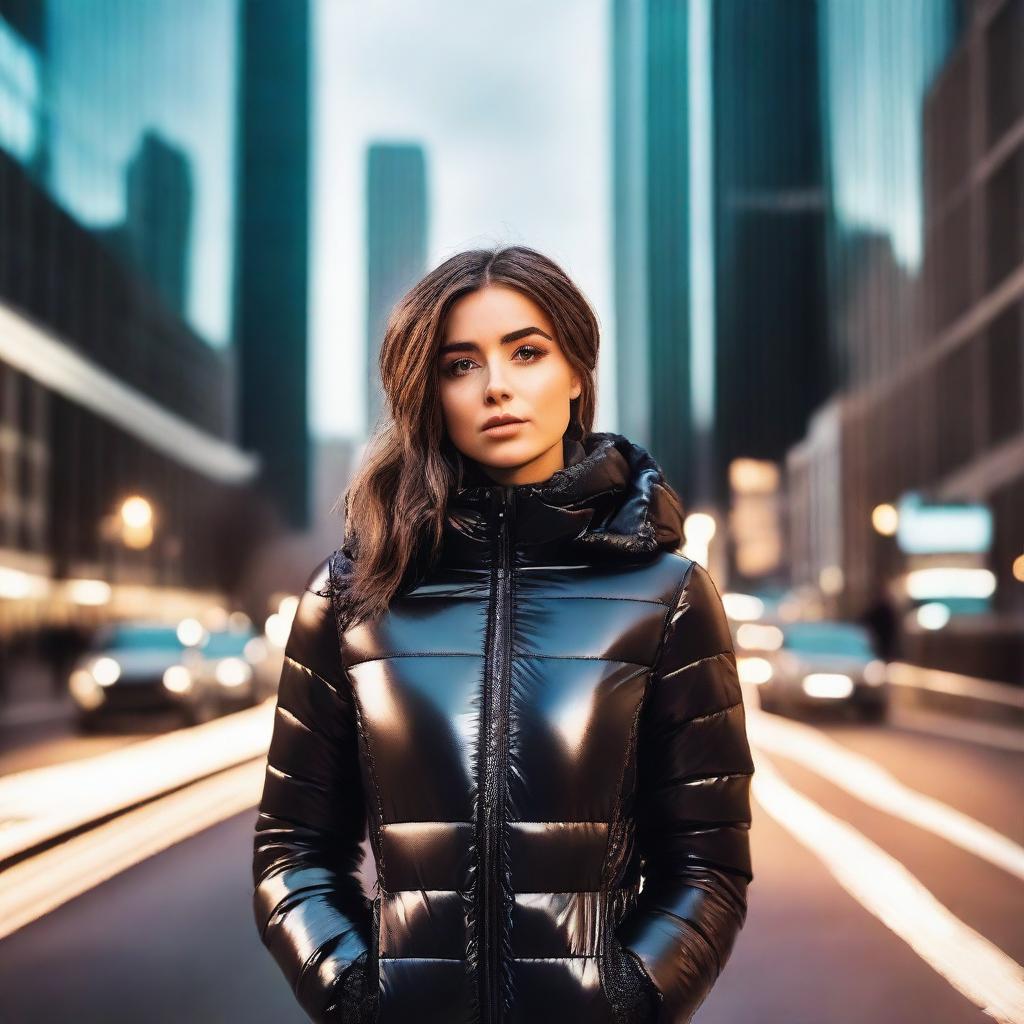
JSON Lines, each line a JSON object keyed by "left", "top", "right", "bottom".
{"left": 860, "top": 582, "right": 900, "bottom": 661}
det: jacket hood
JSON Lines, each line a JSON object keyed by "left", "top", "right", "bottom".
{"left": 444, "top": 430, "right": 685, "bottom": 558}
{"left": 339, "top": 431, "right": 685, "bottom": 568}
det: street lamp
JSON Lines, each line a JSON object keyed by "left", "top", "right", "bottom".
{"left": 119, "top": 495, "right": 154, "bottom": 550}
{"left": 871, "top": 502, "right": 899, "bottom": 536}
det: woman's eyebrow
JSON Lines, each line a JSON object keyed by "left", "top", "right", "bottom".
{"left": 438, "top": 326, "right": 553, "bottom": 356}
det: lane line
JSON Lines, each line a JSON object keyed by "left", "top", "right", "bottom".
{"left": 0, "top": 760, "right": 265, "bottom": 940}
{"left": 888, "top": 706, "right": 1024, "bottom": 754}
{"left": 751, "top": 747, "right": 1024, "bottom": 1024}
{"left": 746, "top": 704, "right": 1024, "bottom": 881}
{"left": 0, "top": 700, "right": 275, "bottom": 862}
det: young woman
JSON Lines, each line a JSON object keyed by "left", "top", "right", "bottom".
{"left": 252, "top": 246, "right": 755, "bottom": 1024}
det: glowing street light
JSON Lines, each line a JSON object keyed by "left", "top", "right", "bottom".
{"left": 119, "top": 495, "right": 155, "bottom": 550}
{"left": 120, "top": 496, "right": 152, "bottom": 529}
{"left": 871, "top": 503, "right": 899, "bottom": 536}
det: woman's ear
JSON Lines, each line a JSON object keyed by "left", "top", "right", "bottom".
{"left": 570, "top": 376, "right": 582, "bottom": 401}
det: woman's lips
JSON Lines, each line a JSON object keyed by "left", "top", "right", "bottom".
{"left": 482, "top": 419, "right": 526, "bottom": 437}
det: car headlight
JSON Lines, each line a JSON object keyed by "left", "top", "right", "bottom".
{"left": 90, "top": 656, "right": 121, "bottom": 687}
{"left": 801, "top": 673, "right": 854, "bottom": 699}
{"left": 215, "top": 657, "right": 252, "bottom": 688}
{"left": 70, "top": 669, "right": 105, "bottom": 709}
{"left": 162, "top": 665, "right": 193, "bottom": 694}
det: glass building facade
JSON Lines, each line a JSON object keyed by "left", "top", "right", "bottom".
{"left": 0, "top": 0, "right": 240, "bottom": 346}
{"left": 0, "top": 0, "right": 312, "bottom": 636}
{"left": 711, "top": 0, "right": 829, "bottom": 559}
{"left": 788, "top": 0, "right": 1023, "bottom": 682}
{"left": 364, "top": 143, "right": 428, "bottom": 432}
{"left": 611, "top": 0, "right": 694, "bottom": 502}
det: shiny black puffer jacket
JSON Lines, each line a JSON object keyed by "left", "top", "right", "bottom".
{"left": 253, "top": 432, "right": 755, "bottom": 1024}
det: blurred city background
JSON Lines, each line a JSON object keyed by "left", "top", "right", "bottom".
{"left": 0, "top": 0, "right": 1021, "bottom": 1022}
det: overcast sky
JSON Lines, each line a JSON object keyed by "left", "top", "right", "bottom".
{"left": 310, "top": 0, "right": 615, "bottom": 439}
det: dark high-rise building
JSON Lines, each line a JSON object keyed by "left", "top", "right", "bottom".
{"left": 613, "top": 0, "right": 827, "bottom": 565}
{"left": 97, "top": 131, "right": 194, "bottom": 318}
{"left": 364, "top": 143, "right": 428, "bottom": 432}
{"left": 711, "top": 0, "right": 829, "bottom": 514}
{"left": 611, "top": 0, "right": 693, "bottom": 501}
{"left": 646, "top": 2, "right": 693, "bottom": 502}
{"left": 233, "top": 0, "right": 312, "bottom": 529}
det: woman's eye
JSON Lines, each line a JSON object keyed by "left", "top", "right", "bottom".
{"left": 444, "top": 358, "right": 475, "bottom": 377}
{"left": 514, "top": 345, "right": 545, "bottom": 362}
{"left": 442, "top": 346, "right": 546, "bottom": 378}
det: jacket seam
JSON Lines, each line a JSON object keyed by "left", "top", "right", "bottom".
{"left": 651, "top": 559, "right": 697, "bottom": 673}
{"left": 327, "top": 550, "right": 388, "bottom": 894}
{"left": 503, "top": 594, "right": 671, "bottom": 606}
{"left": 659, "top": 649, "right": 735, "bottom": 681}
{"left": 655, "top": 768, "right": 755, "bottom": 787}
{"left": 282, "top": 652, "right": 343, "bottom": 702}
{"left": 382, "top": 819, "right": 609, "bottom": 826}
{"left": 597, "top": 654, "right": 652, "bottom": 1013}
{"left": 513, "top": 653, "right": 650, "bottom": 665}
{"left": 678, "top": 698, "right": 743, "bottom": 726}
{"left": 347, "top": 652, "right": 652, "bottom": 667}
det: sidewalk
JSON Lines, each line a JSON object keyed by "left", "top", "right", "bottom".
{"left": 887, "top": 661, "right": 1024, "bottom": 729}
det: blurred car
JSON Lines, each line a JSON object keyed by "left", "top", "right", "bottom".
{"left": 734, "top": 618, "right": 889, "bottom": 722}
{"left": 69, "top": 619, "right": 280, "bottom": 731}
{"left": 188, "top": 624, "right": 280, "bottom": 711}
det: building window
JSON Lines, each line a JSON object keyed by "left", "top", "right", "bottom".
{"left": 985, "top": 143, "right": 1023, "bottom": 291}
{"left": 985, "top": 0, "right": 1024, "bottom": 149}
{"left": 986, "top": 300, "right": 1024, "bottom": 446}
{"left": 936, "top": 341, "right": 979, "bottom": 475}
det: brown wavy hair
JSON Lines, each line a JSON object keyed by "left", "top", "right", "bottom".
{"left": 332, "top": 245, "right": 600, "bottom": 626}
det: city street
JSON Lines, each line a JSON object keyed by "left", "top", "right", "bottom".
{"left": 1, "top": 693, "right": 1020, "bottom": 1023}
{"left": 0, "top": 1, "right": 1021, "bottom": 1020}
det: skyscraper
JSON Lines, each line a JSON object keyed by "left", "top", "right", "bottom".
{"left": 234, "top": 0, "right": 312, "bottom": 529}
{"left": 611, "top": 0, "right": 693, "bottom": 501}
{"left": 364, "top": 142, "right": 429, "bottom": 432}
{"left": 711, "top": 0, "right": 829, "bottom": 514}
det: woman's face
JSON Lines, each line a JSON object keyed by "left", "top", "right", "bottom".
{"left": 437, "top": 284, "right": 582, "bottom": 486}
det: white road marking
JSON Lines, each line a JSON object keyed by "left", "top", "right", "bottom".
{"left": 746, "top": 705, "right": 1024, "bottom": 881}
{"left": 888, "top": 706, "right": 1024, "bottom": 754}
{"left": 0, "top": 760, "right": 265, "bottom": 940}
{"left": 0, "top": 700, "right": 275, "bottom": 861}
{"left": 750, "top": 747, "right": 1024, "bottom": 1024}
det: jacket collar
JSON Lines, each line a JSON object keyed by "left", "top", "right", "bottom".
{"left": 443, "top": 431, "right": 685, "bottom": 558}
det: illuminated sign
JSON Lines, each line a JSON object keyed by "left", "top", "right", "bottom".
{"left": 895, "top": 493, "right": 991, "bottom": 555}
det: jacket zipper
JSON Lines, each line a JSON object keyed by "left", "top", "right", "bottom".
{"left": 481, "top": 485, "right": 514, "bottom": 1023}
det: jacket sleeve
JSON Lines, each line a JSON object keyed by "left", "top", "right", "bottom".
{"left": 616, "top": 558, "right": 755, "bottom": 1023}
{"left": 252, "top": 552, "right": 374, "bottom": 1023}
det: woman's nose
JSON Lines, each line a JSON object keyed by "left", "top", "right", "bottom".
{"left": 484, "top": 366, "right": 512, "bottom": 400}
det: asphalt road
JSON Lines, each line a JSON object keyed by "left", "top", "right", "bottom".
{"left": 0, "top": 706, "right": 1020, "bottom": 1023}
